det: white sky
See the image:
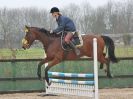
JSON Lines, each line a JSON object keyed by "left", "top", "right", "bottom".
{"left": 0, "top": 0, "right": 122, "bottom": 10}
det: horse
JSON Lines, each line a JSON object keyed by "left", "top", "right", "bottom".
{"left": 22, "top": 25, "right": 118, "bottom": 85}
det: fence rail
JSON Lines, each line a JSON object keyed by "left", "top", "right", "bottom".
{"left": 0, "top": 74, "right": 133, "bottom": 82}
{"left": 0, "top": 57, "right": 133, "bottom": 62}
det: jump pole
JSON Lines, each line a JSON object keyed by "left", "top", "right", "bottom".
{"left": 45, "top": 38, "right": 99, "bottom": 99}
{"left": 93, "top": 38, "right": 99, "bottom": 99}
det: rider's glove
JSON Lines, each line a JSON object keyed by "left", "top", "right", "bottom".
{"left": 50, "top": 30, "right": 53, "bottom": 34}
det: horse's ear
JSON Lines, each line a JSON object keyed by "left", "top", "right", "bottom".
{"left": 25, "top": 25, "right": 29, "bottom": 28}
{"left": 24, "top": 25, "right": 29, "bottom": 33}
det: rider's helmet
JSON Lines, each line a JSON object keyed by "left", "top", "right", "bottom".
{"left": 50, "top": 7, "right": 60, "bottom": 13}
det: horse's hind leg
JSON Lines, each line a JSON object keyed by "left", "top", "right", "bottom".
{"left": 99, "top": 53, "right": 106, "bottom": 69}
{"left": 98, "top": 55, "right": 112, "bottom": 78}
{"left": 105, "top": 59, "right": 112, "bottom": 78}
{"left": 100, "top": 63, "right": 103, "bottom": 69}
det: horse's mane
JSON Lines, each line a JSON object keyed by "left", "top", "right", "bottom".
{"left": 39, "top": 28, "right": 61, "bottom": 37}
{"left": 39, "top": 28, "right": 49, "bottom": 34}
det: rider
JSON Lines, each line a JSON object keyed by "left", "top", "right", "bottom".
{"left": 49, "top": 7, "right": 80, "bottom": 55}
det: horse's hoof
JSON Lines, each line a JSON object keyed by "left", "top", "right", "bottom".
{"left": 48, "top": 81, "right": 52, "bottom": 86}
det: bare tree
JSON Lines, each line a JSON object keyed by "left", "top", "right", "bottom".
{"left": 0, "top": 0, "right": 133, "bottom": 49}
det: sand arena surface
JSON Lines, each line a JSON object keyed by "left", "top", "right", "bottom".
{"left": 0, "top": 88, "right": 132, "bottom": 99}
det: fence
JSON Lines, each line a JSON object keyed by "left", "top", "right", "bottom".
{"left": 0, "top": 57, "right": 133, "bottom": 93}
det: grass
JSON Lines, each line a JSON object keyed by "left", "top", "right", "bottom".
{"left": 115, "top": 46, "right": 133, "bottom": 57}
{"left": 0, "top": 46, "right": 133, "bottom": 59}
{"left": 0, "top": 48, "right": 44, "bottom": 59}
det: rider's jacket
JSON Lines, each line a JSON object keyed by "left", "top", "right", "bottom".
{"left": 53, "top": 15, "right": 76, "bottom": 33}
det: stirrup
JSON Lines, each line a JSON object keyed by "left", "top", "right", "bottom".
{"left": 69, "top": 41, "right": 80, "bottom": 56}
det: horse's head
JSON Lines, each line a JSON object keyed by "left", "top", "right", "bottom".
{"left": 22, "top": 25, "right": 60, "bottom": 50}
{"left": 22, "top": 25, "right": 36, "bottom": 49}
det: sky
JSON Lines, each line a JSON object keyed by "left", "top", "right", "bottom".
{"left": 0, "top": 0, "right": 122, "bottom": 10}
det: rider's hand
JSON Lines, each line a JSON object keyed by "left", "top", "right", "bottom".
{"left": 49, "top": 29, "right": 53, "bottom": 34}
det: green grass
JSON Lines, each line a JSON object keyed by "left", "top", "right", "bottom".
{"left": 0, "top": 46, "right": 133, "bottom": 59}
{"left": 0, "top": 48, "right": 44, "bottom": 59}
{"left": 115, "top": 46, "right": 133, "bottom": 57}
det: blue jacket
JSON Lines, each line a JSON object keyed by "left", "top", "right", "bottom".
{"left": 53, "top": 15, "right": 76, "bottom": 33}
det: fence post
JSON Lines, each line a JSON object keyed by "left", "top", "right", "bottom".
{"left": 11, "top": 60, "right": 16, "bottom": 90}
{"left": 93, "top": 38, "right": 99, "bottom": 99}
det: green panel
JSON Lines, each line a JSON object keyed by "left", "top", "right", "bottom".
{"left": 0, "top": 60, "right": 45, "bottom": 91}
{"left": 0, "top": 80, "right": 44, "bottom": 91}
{"left": 13, "top": 61, "right": 38, "bottom": 77}
{"left": 0, "top": 62, "right": 13, "bottom": 78}
{"left": 99, "top": 78, "right": 133, "bottom": 88}
{"left": 111, "top": 60, "right": 133, "bottom": 75}
{"left": 50, "top": 60, "right": 133, "bottom": 88}
{"left": 50, "top": 61, "right": 94, "bottom": 73}
{"left": 0, "top": 59, "right": 132, "bottom": 92}
{"left": 50, "top": 60, "right": 133, "bottom": 75}
{"left": 0, "top": 61, "right": 39, "bottom": 78}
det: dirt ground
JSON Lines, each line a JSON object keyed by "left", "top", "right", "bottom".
{"left": 0, "top": 88, "right": 132, "bottom": 99}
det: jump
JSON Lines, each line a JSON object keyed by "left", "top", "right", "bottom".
{"left": 22, "top": 25, "right": 118, "bottom": 85}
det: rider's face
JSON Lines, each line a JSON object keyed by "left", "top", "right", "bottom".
{"left": 51, "top": 12, "right": 58, "bottom": 19}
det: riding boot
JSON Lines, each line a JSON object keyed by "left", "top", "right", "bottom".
{"left": 69, "top": 41, "right": 80, "bottom": 56}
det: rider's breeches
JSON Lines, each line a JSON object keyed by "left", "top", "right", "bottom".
{"left": 64, "top": 32, "right": 73, "bottom": 44}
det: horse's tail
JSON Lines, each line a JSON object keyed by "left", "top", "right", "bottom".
{"left": 101, "top": 35, "right": 118, "bottom": 63}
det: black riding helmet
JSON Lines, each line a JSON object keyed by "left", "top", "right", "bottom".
{"left": 50, "top": 7, "right": 60, "bottom": 13}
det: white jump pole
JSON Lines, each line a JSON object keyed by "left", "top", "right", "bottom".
{"left": 45, "top": 38, "right": 99, "bottom": 99}
{"left": 93, "top": 38, "right": 99, "bottom": 99}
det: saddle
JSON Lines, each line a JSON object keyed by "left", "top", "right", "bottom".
{"left": 61, "top": 32, "right": 83, "bottom": 50}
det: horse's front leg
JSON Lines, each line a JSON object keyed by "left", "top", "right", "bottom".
{"left": 37, "top": 58, "right": 49, "bottom": 80}
{"left": 45, "top": 57, "right": 61, "bottom": 86}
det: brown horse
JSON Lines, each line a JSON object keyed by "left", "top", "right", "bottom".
{"left": 22, "top": 25, "right": 118, "bottom": 85}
